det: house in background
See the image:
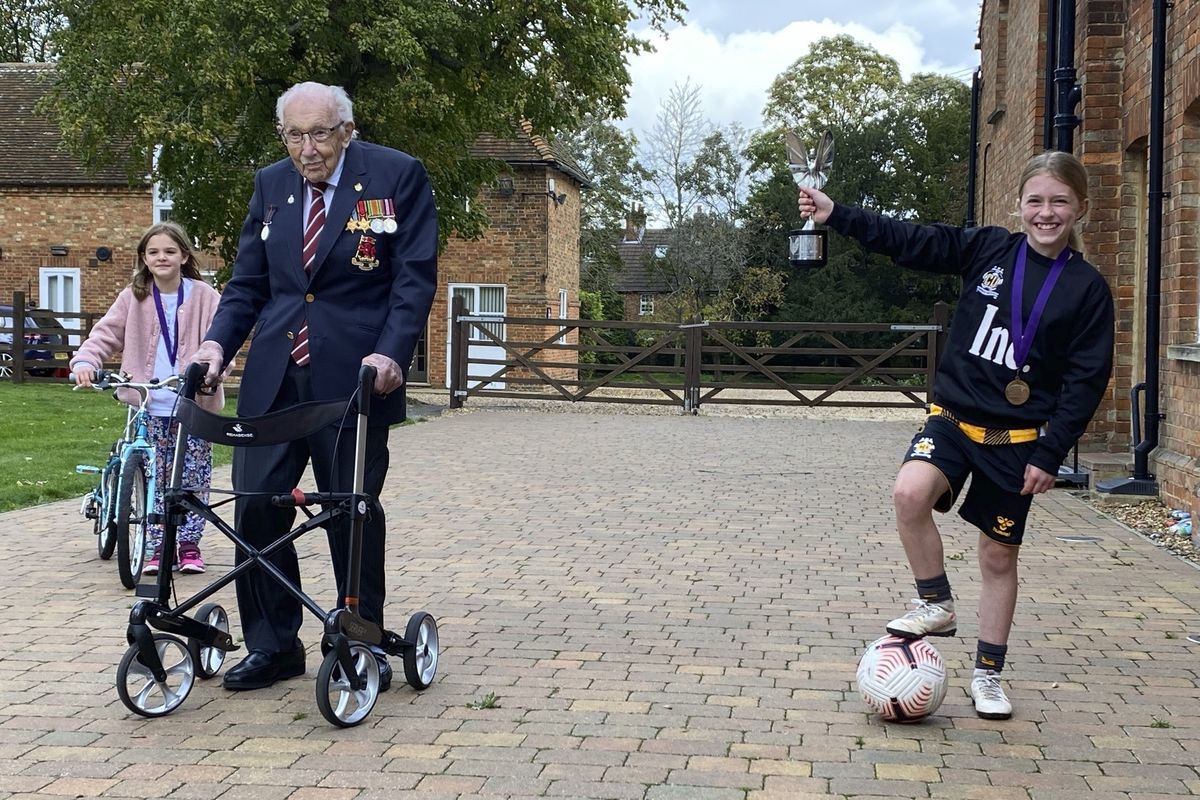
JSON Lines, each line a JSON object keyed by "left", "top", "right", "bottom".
{"left": 0, "top": 63, "right": 586, "bottom": 389}
{"left": 613, "top": 207, "right": 673, "bottom": 321}
{"left": 974, "top": 2, "right": 1200, "bottom": 509}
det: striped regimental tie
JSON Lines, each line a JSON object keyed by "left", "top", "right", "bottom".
{"left": 291, "top": 181, "right": 328, "bottom": 366}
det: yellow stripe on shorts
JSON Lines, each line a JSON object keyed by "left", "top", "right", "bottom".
{"left": 928, "top": 404, "right": 1039, "bottom": 445}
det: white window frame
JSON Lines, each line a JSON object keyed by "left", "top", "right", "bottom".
{"left": 639, "top": 293, "right": 655, "bottom": 316}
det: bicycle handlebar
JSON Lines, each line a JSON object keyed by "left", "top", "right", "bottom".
{"left": 71, "top": 370, "right": 181, "bottom": 396}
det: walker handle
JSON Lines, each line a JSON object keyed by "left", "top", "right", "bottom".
{"left": 357, "top": 365, "right": 376, "bottom": 416}
{"left": 181, "top": 362, "right": 207, "bottom": 401}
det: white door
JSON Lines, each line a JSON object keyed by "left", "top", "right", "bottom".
{"left": 39, "top": 268, "right": 81, "bottom": 345}
{"left": 447, "top": 284, "right": 506, "bottom": 389}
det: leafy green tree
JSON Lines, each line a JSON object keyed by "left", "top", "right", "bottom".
{"left": 741, "top": 36, "right": 969, "bottom": 328}
{"left": 762, "top": 34, "right": 902, "bottom": 137}
{"left": 553, "top": 113, "right": 647, "bottom": 317}
{"left": 2, "top": 0, "right": 64, "bottom": 61}
{"left": 647, "top": 211, "right": 745, "bottom": 321}
{"left": 44, "top": 0, "right": 684, "bottom": 262}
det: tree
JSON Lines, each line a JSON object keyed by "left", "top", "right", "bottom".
{"left": 43, "top": 0, "right": 685, "bottom": 262}
{"left": 2, "top": 0, "right": 64, "bottom": 61}
{"left": 552, "top": 113, "right": 648, "bottom": 316}
{"left": 647, "top": 211, "right": 745, "bottom": 321}
{"left": 761, "top": 34, "right": 902, "bottom": 138}
{"left": 685, "top": 124, "right": 750, "bottom": 219}
{"left": 640, "top": 79, "right": 711, "bottom": 227}
{"left": 739, "top": 36, "right": 969, "bottom": 327}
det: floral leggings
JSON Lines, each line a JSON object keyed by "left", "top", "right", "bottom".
{"left": 146, "top": 415, "right": 211, "bottom": 547}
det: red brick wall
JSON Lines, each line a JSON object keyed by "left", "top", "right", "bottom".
{"left": 0, "top": 186, "right": 152, "bottom": 312}
{"left": 978, "top": 0, "right": 1200, "bottom": 507}
{"left": 429, "top": 166, "right": 581, "bottom": 387}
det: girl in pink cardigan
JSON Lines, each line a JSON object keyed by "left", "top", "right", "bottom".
{"left": 71, "top": 222, "right": 226, "bottom": 575}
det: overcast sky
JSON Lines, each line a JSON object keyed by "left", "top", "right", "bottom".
{"left": 621, "top": 1, "right": 983, "bottom": 137}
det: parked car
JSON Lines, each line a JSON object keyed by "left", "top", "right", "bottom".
{"left": 0, "top": 305, "right": 68, "bottom": 378}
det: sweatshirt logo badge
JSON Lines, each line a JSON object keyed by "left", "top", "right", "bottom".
{"left": 976, "top": 265, "right": 1004, "bottom": 298}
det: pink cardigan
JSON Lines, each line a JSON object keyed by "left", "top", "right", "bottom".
{"left": 70, "top": 280, "right": 228, "bottom": 412}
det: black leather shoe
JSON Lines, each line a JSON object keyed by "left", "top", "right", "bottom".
{"left": 223, "top": 645, "right": 306, "bottom": 691}
{"left": 378, "top": 657, "right": 392, "bottom": 693}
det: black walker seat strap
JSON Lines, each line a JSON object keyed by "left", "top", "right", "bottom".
{"left": 173, "top": 396, "right": 351, "bottom": 448}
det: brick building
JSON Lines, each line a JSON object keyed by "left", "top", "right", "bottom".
{"left": 0, "top": 63, "right": 585, "bottom": 389}
{"left": 975, "top": 2, "right": 1200, "bottom": 508}
{"left": 614, "top": 221, "right": 673, "bottom": 320}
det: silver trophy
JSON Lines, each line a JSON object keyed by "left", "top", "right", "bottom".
{"left": 786, "top": 129, "right": 835, "bottom": 268}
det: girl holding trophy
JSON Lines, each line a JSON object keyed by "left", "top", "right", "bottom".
{"left": 798, "top": 150, "right": 1114, "bottom": 719}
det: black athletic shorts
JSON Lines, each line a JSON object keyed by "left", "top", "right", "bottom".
{"left": 902, "top": 415, "right": 1037, "bottom": 545}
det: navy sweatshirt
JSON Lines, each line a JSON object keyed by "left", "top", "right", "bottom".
{"left": 826, "top": 204, "right": 1114, "bottom": 474}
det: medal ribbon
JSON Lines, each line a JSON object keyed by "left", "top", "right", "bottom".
{"left": 1010, "top": 240, "right": 1070, "bottom": 369}
{"left": 152, "top": 281, "right": 185, "bottom": 367}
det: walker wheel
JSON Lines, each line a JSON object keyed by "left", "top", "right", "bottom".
{"left": 116, "top": 634, "right": 195, "bottom": 718}
{"left": 402, "top": 611, "right": 439, "bottom": 690}
{"left": 315, "top": 644, "right": 379, "bottom": 727}
{"left": 187, "top": 603, "right": 230, "bottom": 679}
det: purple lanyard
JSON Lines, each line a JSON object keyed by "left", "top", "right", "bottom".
{"left": 152, "top": 282, "right": 184, "bottom": 367}
{"left": 1010, "top": 241, "right": 1070, "bottom": 369}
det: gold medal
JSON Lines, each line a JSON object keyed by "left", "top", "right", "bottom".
{"left": 1004, "top": 378, "right": 1030, "bottom": 406}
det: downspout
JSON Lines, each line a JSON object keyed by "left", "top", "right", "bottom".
{"left": 1133, "top": 0, "right": 1168, "bottom": 481}
{"left": 1097, "top": 0, "right": 1169, "bottom": 496}
{"left": 1043, "top": 0, "right": 1058, "bottom": 149}
{"left": 1053, "top": 0, "right": 1081, "bottom": 151}
{"left": 1050, "top": 0, "right": 1087, "bottom": 487}
{"left": 966, "top": 68, "right": 980, "bottom": 227}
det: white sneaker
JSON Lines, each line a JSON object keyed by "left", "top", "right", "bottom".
{"left": 970, "top": 669, "right": 1013, "bottom": 719}
{"left": 886, "top": 599, "right": 957, "bottom": 639}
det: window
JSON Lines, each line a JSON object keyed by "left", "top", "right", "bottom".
{"left": 451, "top": 284, "right": 506, "bottom": 341}
{"left": 639, "top": 293, "right": 655, "bottom": 316}
{"left": 558, "top": 288, "right": 568, "bottom": 319}
{"left": 152, "top": 145, "right": 174, "bottom": 224}
{"left": 654, "top": 244, "right": 669, "bottom": 258}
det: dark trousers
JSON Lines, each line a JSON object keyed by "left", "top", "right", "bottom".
{"left": 231, "top": 361, "right": 391, "bottom": 654}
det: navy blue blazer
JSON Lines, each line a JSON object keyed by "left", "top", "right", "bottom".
{"left": 205, "top": 140, "right": 438, "bottom": 425}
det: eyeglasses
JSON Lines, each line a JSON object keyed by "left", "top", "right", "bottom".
{"left": 279, "top": 122, "right": 345, "bottom": 146}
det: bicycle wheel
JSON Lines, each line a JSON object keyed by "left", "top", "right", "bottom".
{"left": 115, "top": 452, "right": 149, "bottom": 589}
{"left": 96, "top": 462, "right": 119, "bottom": 560}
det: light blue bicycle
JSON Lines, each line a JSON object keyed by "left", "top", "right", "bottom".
{"left": 76, "top": 371, "right": 179, "bottom": 589}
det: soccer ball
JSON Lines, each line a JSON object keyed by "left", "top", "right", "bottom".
{"left": 856, "top": 635, "right": 949, "bottom": 722}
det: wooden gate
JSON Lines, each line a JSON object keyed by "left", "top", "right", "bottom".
{"left": 450, "top": 296, "right": 950, "bottom": 412}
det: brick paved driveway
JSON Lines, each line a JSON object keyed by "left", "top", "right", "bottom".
{"left": 1, "top": 409, "right": 1198, "bottom": 799}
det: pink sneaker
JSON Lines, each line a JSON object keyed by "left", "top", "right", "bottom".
{"left": 178, "top": 544, "right": 206, "bottom": 574}
{"left": 143, "top": 550, "right": 162, "bottom": 576}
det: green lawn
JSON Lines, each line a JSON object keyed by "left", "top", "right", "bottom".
{"left": 0, "top": 383, "right": 233, "bottom": 513}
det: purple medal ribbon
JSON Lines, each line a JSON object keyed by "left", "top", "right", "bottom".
{"left": 1010, "top": 241, "right": 1070, "bottom": 369}
{"left": 152, "top": 282, "right": 184, "bottom": 367}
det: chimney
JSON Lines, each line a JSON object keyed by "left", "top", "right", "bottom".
{"left": 623, "top": 202, "right": 646, "bottom": 244}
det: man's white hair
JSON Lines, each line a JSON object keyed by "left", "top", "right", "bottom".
{"left": 275, "top": 82, "right": 355, "bottom": 127}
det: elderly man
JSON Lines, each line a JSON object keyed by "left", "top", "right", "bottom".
{"left": 193, "top": 81, "right": 438, "bottom": 691}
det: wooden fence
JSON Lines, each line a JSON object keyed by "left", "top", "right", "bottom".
{"left": 449, "top": 295, "right": 950, "bottom": 413}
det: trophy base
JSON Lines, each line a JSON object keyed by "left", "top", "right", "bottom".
{"left": 788, "top": 228, "right": 827, "bottom": 268}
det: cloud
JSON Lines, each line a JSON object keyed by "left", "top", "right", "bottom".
{"left": 620, "top": 18, "right": 976, "bottom": 139}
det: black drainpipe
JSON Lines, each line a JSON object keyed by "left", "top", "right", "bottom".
{"left": 1097, "top": 0, "right": 1170, "bottom": 496}
{"left": 1133, "top": 0, "right": 1168, "bottom": 481}
{"left": 1043, "top": 0, "right": 1058, "bottom": 149}
{"left": 1054, "top": 0, "right": 1081, "bottom": 151}
{"left": 966, "top": 68, "right": 980, "bottom": 227}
